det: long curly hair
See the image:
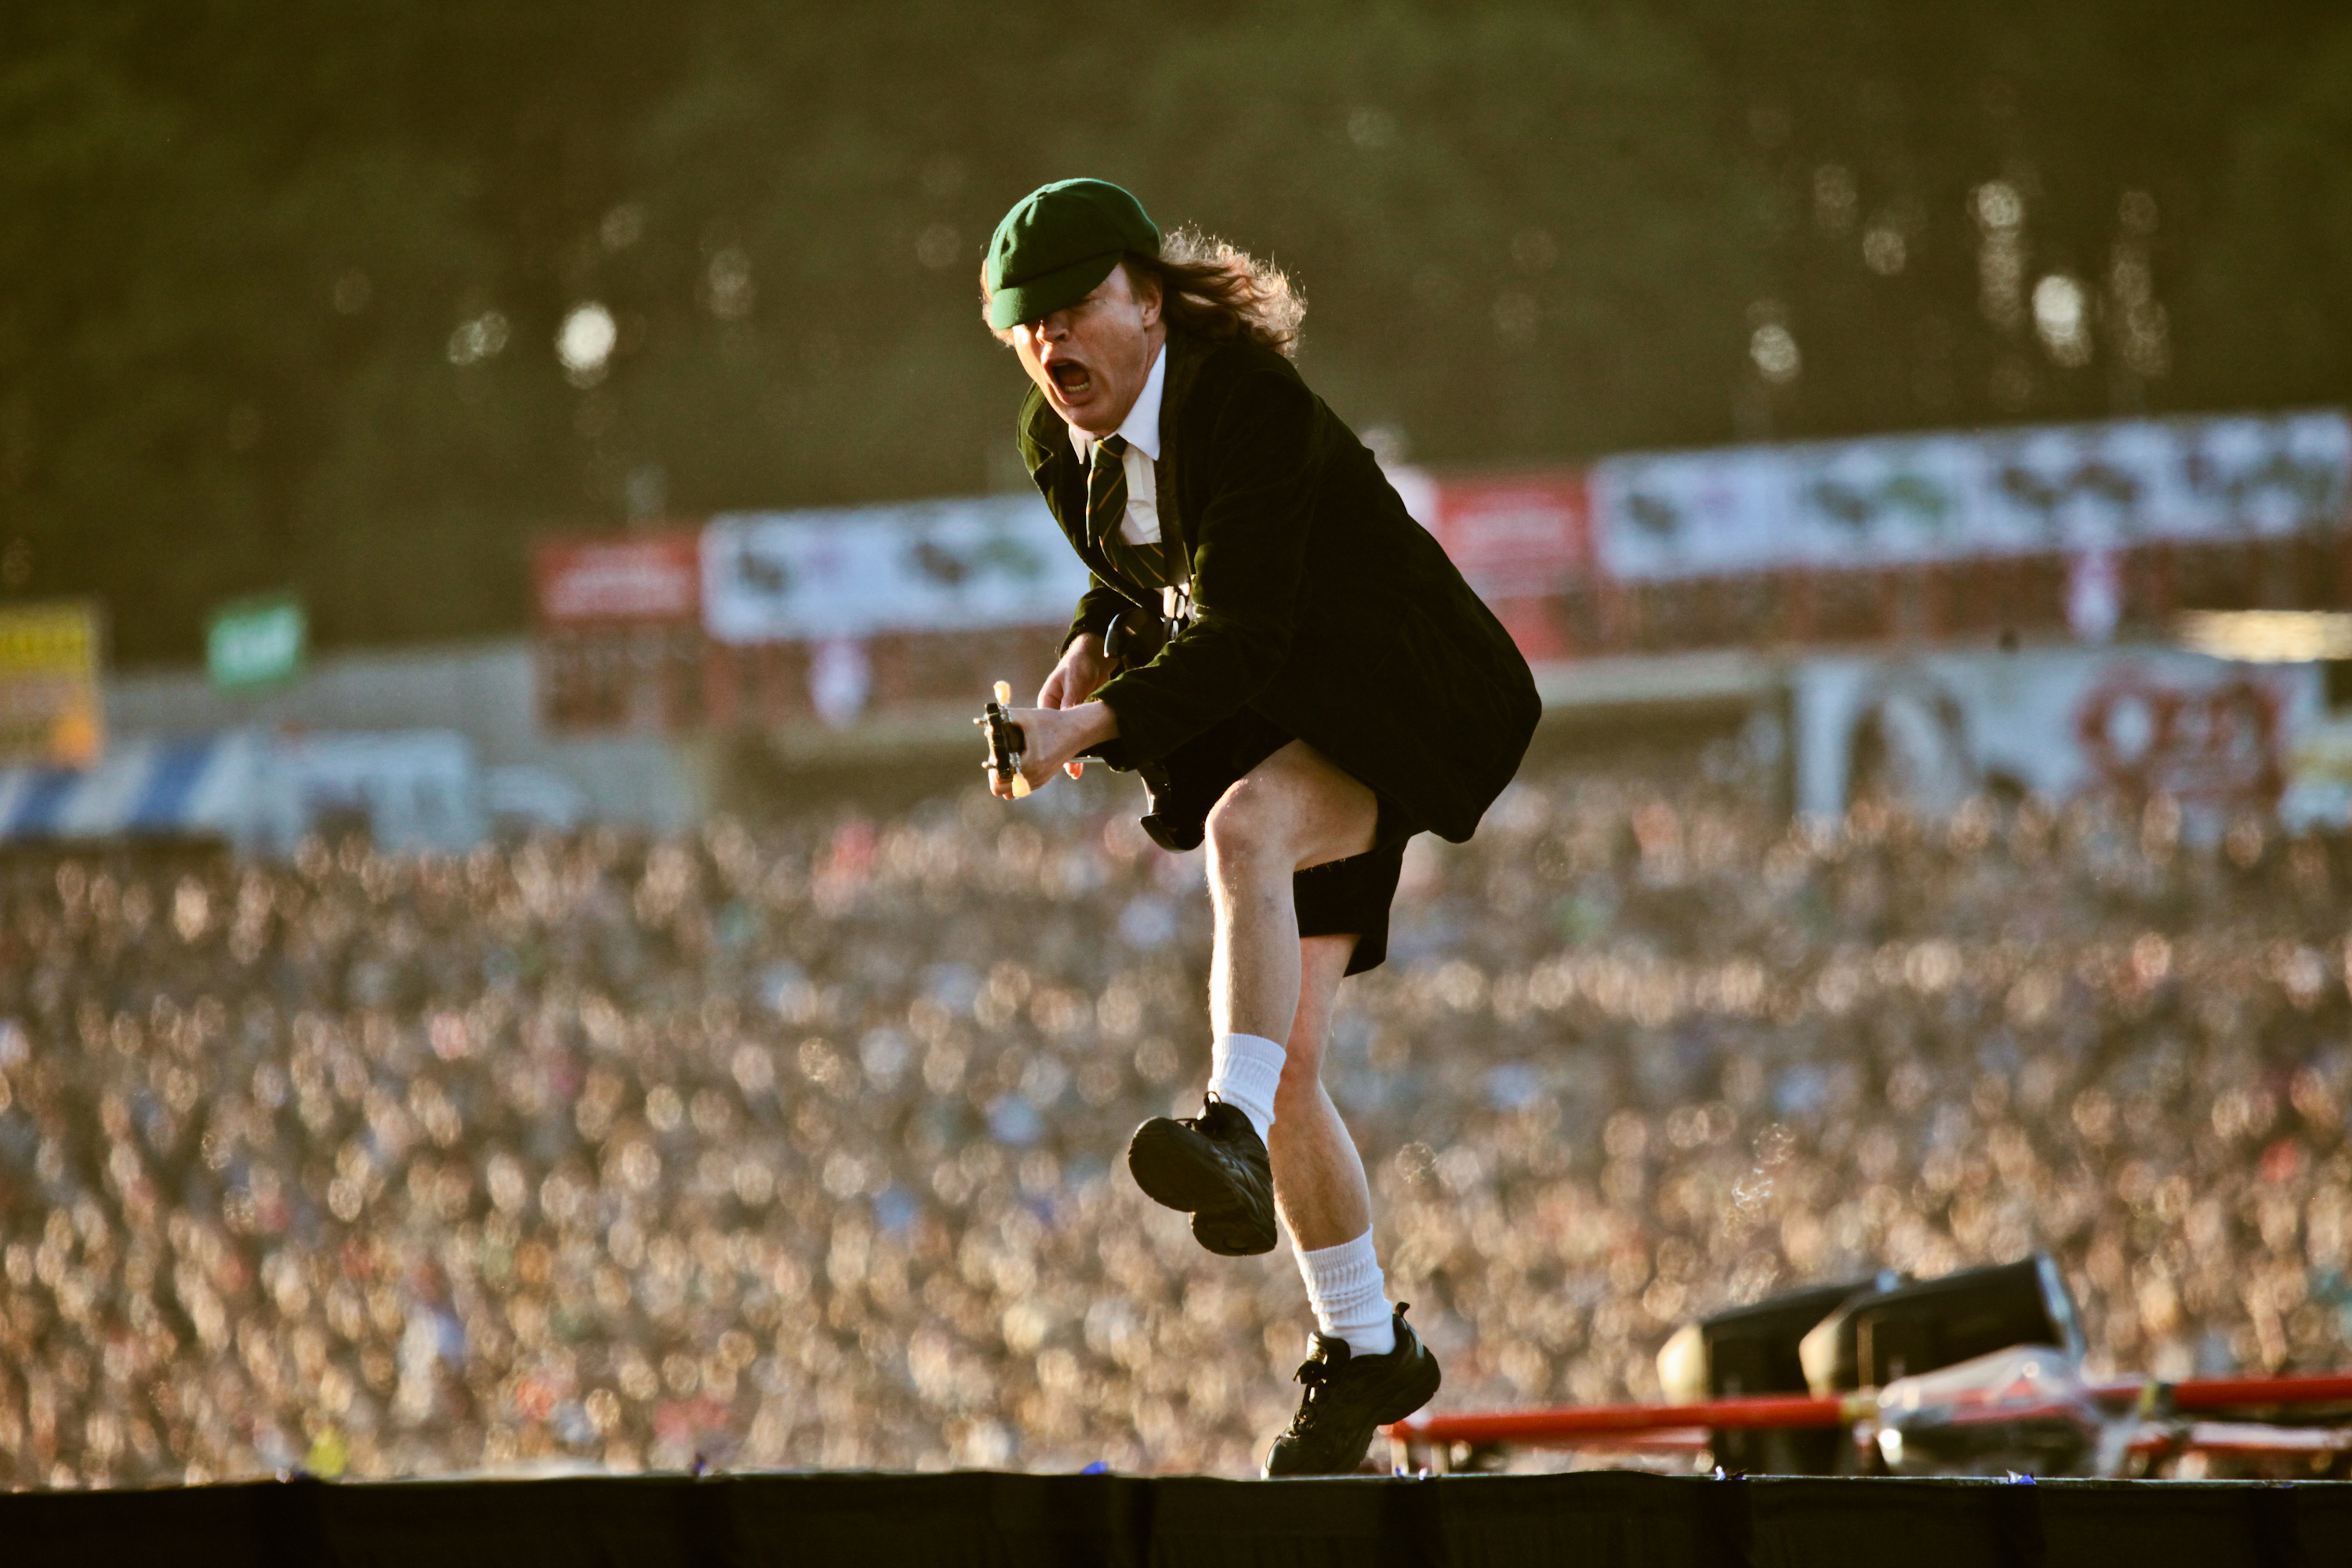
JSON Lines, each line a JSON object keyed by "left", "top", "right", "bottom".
{"left": 1128, "top": 226, "right": 1305, "bottom": 358}
{"left": 982, "top": 225, "right": 1305, "bottom": 359}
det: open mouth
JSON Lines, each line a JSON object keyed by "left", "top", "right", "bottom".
{"left": 1047, "top": 361, "right": 1094, "bottom": 400}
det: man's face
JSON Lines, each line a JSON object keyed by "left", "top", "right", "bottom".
{"left": 1004, "top": 263, "right": 1164, "bottom": 437}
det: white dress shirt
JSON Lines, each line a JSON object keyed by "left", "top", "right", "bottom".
{"left": 1066, "top": 343, "right": 1167, "bottom": 548}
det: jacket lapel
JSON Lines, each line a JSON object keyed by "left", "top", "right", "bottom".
{"left": 1152, "top": 330, "right": 1206, "bottom": 561}
{"left": 1023, "top": 390, "right": 1102, "bottom": 557}
{"left": 1022, "top": 381, "right": 1161, "bottom": 616}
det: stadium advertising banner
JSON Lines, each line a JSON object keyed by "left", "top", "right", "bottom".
{"left": 0, "top": 600, "right": 103, "bottom": 768}
{"left": 700, "top": 495, "right": 1091, "bottom": 644}
{"left": 1417, "top": 470, "right": 1592, "bottom": 660}
{"left": 1422, "top": 470, "right": 1592, "bottom": 586}
{"left": 529, "top": 405, "right": 2352, "bottom": 734}
{"left": 532, "top": 532, "right": 702, "bottom": 626}
{"left": 1592, "top": 409, "right": 2351, "bottom": 581}
{"left": 1791, "top": 646, "right": 2323, "bottom": 822}
{"left": 205, "top": 591, "right": 307, "bottom": 689}
{"left": 532, "top": 532, "right": 706, "bottom": 737}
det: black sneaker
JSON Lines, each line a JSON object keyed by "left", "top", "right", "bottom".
{"left": 1126, "top": 1096, "right": 1277, "bottom": 1256}
{"left": 1261, "top": 1305, "right": 1442, "bottom": 1478}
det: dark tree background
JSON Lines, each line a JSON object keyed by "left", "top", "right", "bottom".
{"left": 1, "top": 1, "right": 2345, "bottom": 663}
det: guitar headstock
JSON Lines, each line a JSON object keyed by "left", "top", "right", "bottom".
{"left": 975, "top": 680, "right": 1030, "bottom": 798}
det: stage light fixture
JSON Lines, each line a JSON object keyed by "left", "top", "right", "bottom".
{"left": 1800, "top": 1254, "right": 2085, "bottom": 1395}
{"left": 1659, "top": 1272, "right": 1897, "bottom": 1474}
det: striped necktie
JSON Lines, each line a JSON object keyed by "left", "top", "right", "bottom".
{"left": 1087, "top": 434, "right": 1167, "bottom": 598}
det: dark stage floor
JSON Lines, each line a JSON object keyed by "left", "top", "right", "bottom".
{"left": 3, "top": 1468, "right": 2347, "bottom": 1566}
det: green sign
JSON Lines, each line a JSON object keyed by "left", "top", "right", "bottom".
{"left": 207, "top": 592, "right": 306, "bottom": 689}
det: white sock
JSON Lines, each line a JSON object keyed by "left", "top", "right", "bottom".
{"left": 1206, "top": 1031, "right": 1283, "bottom": 1144}
{"left": 1298, "top": 1229, "right": 1396, "bottom": 1359}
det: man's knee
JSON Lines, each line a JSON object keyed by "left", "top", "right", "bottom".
{"left": 1206, "top": 774, "right": 1306, "bottom": 868}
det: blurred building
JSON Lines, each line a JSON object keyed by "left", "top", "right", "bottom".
{"left": 19, "top": 405, "right": 2342, "bottom": 855}
{"left": 103, "top": 644, "right": 691, "bottom": 843}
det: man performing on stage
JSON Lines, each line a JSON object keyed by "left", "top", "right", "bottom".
{"left": 977, "top": 179, "right": 1540, "bottom": 1475}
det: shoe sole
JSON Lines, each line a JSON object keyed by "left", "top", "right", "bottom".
{"left": 1127, "top": 1120, "right": 1276, "bottom": 1255}
{"left": 1191, "top": 1208, "right": 1275, "bottom": 1258}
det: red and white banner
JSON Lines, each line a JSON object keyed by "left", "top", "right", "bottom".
{"left": 534, "top": 533, "right": 702, "bottom": 626}
{"left": 1430, "top": 471, "right": 1588, "bottom": 659}
{"left": 1424, "top": 470, "right": 1591, "bottom": 588}
{"left": 524, "top": 406, "right": 2352, "bottom": 735}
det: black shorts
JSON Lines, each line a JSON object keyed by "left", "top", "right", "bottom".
{"left": 1138, "top": 709, "right": 1415, "bottom": 977}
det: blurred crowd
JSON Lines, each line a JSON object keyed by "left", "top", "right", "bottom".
{"left": 2, "top": 739, "right": 2350, "bottom": 1487}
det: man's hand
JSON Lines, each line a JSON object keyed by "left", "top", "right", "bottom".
{"left": 1037, "top": 633, "right": 1118, "bottom": 778}
{"left": 987, "top": 700, "right": 1120, "bottom": 799}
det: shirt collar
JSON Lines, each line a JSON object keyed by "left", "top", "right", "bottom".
{"left": 1066, "top": 339, "right": 1167, "bottom": 463}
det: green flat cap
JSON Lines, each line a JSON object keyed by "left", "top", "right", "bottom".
{"left": 984, "top": 178, "right": 1160, "bottom": 330}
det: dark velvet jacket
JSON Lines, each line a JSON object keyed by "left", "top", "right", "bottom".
{"left": 1017, "top": 328, "right": 1539, "bottom": 844}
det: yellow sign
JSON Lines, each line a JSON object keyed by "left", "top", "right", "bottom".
{"left": 0, "top": 601, "right": 103, "bottom": 767}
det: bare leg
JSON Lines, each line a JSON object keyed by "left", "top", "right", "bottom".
{"left": 1205, "top": 741, "right": 1377, "bottom": 1044}
{"left": 1270, "top": 935, "right": 1371, "bottom": 1250}
{"left": 1202, "top": 742, "right": 1379, "bottom": 1250}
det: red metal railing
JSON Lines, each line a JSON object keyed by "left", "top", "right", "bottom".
{"left": 2161, "top": 1374, "right": 2352, "bottom": 1411}
{"left": 1389, "top": 1372, "right": 2352, "bottom": 1454}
